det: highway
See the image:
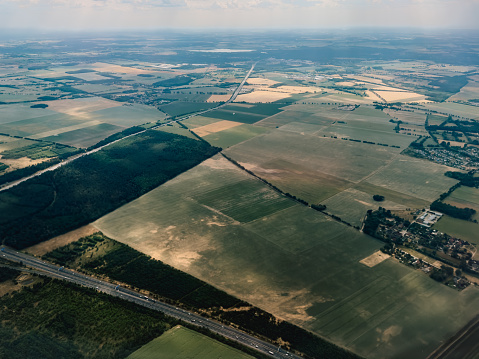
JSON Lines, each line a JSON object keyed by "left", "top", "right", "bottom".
{"left": 0, "top": 246, "right": 299, "bottom": 359}
{"left": 0, "top": 62, "right": 256, "bottom": 193}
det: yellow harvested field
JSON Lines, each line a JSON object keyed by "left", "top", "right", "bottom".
{"left": 375, "top": 90, "right": 427, "bottom": 103}
{"left": 234, "top": 90, "right": 291, "bottom": 103}
{"left": 360, "top": 251, "right": 390, "bottom": 267}
{"left": 316, "top": 93, "right": 374, "bottom": 105}
{"left": 438, "top": 139, "right": 467, "bottom": 148}
{"left": 0, "top": 156, "right": 48, "bottom": 171}
{"left": 246, "top": 77, "right": 280, "bottom": 86}
{"left": 448, "top": 81, "right": 479, "bottom": 101}
{"left": 365, "top": 90, "right": 384, "bottom": 102}
{"left": 45, "top": 97, "right": 122, "bottom": 116}
{"left": 207, "top": 94, "right": 231, "bottom": 102}
{"left": 373, "top": 85, "right": 407, "bottom": 92}
{"left": 193, "top": 120, "right": 243, "bottom": 137}
{"left": 92, "top": 62, "right": 154, "bottom": 74}
{"left": 235, "top": 84, "right": 321, "bottom": 103}
{"left": 336, "top": 81, "right": 357, "bottom": 87}
{"left": 271, "top": 85, "right": 319, "bottom": 94}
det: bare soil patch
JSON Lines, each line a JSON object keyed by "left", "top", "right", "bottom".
{"left": 360, "top": 251, "right": 390, "bottom": 267}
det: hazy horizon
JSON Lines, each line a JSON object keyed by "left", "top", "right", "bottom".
{"left": 1, "top": 0, "right": 478, "bottom": 31}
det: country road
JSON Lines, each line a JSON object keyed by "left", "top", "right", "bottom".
{"left": 0, "top": 62, "right": 256, "bottom": 193}
{"left": 0, "top": 246, "right": 297, "bottom": 359}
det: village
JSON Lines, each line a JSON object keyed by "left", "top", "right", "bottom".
{"left": 366, "top": 208, "right": 475, "bottom": 290}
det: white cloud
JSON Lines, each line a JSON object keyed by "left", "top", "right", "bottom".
{"left": 1, "top": 0, "right": 479, "bottom": 29}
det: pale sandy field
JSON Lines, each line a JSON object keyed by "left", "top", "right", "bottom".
{"left": 193, "top": 120, "right": 243, "bottom": 137}
{"left": 44, "top": 97, "right": 122, "bottom": 116}
{"left": 360, "top": 251, "right": 391, "bottom": 267}
{"left": 207, "top": 94, "right": 231, "bottom": 102}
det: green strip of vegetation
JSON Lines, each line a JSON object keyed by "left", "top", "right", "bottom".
{"left": 0, "top": 163, "right": 8, "bottom": 172}
{"left": 0, "top": 130, "right": 220, "bottom": 249}
{"left": 1, "top": 142, "right": 78, "bottom": 160}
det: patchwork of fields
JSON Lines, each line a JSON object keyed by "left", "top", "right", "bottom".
{"left": 94, "top": 155, "right": 479, "bottom": 359}
{"left": 3, "top": 46, "right": 479, "bottom": 359}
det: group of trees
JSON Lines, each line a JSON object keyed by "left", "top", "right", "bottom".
{"left": 0, "top": 130, "right": 220, "bottom": 249}
{"left": 0, "top": 278, "right": 176, "bottom": 359}
{"left": 430, "top": 200, "right": 476, "bottom": 221}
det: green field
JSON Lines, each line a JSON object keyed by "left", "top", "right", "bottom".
{"left": 0, "top": 104, "right": 57, "bottom": 125}
{"left": 95, "top": 154, "right": 479, "bottom": 359}
{"left": 158, "top": 101, "right": 217, "bottom": 117}
{"left": 316, "top": 124, "right": 415, "bottom": 149}
{"left": 222, "top": 103, "right": 285, "bottom": 116}
{"left": 365, "top": 156, "right": 458, "bottom": 202}
{"left": 202, "top": 124, "right": 270, "bottom": 148}
{"left": 42, "top": 122, "right": 124, "bottom": 147}
{"left": 276, "top": 121, "right": 325, "bottom": 135}
{"left": 89, "top": 104, "right": 167, "bottom": 127}
{"left": 444, "top": 186, "right": 479, "bottom": 221}
{"left": 202, "top": 109, "right": 266, "bottom": 124}
{"left": 0, "top": 113, "right": 83, "bottom": 137}
{"left": 182, "top": 115, "right": 220, "bottom": 128}
{"left": 433, "top": 215, "right": 479, "bottom": 244}
{"left": 422, "top": 102, "right": 479, "bottom": 119}
{"left": 323, "top": 188, "right": 407, "bottom": 227}
{"left": 193, "top": 178, "right": 296, "bottom": 223}
{"left": 0, "top": 141, "right": 77, "bottom": 160}
{"left": 255, "top": 110, "right": 321, "bottom": 128}
{"left": 156, "top": 123, "right": 198, "bottom": 140}
{"left": 127, "top": 326, "right": 253, "bottom": 359}
{"left": 224, "top": 130, "right": 398, "bottom": 183}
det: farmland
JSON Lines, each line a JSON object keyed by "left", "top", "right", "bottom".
{"left": 94, "top": 155, "right": 479, "bottom": 359}
{"left": 127, "top": 326, "right": 254, "bottom": 359}
{"left": 0, "top": 130, "right": 219, "bottom": 249}
{"left": 444, "top": 186, "right": 479, "bottom": 221}
{"left": 433, "top": 215, "right": 479, "bottom": 244}
{"left": 2, "top": 30, "right": 479, "bottom": 359}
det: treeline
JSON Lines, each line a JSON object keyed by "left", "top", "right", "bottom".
{"left": 221, "top": 153, "right": 360, "bottom": 228}
{"left": 46, "top": 234, "right": 242, "bottom": 309}
{"left": 445, "top": 171, "right": 479, "bottom": 188}
{"left": 0, "top": 267, "right": 20, "bottom": 283}
{"left": 430, "top": 200, "right": 476, "bottom": 221}
{"left": 86, "top": 126, "right": 145, "bottom": 150}
{"left": 44, "top": 233, "right": 361, "bottom": 359}
{"left": 0, "top": 130, "right": 220, "bottom": 249}
{"left": 222, "top": 307, "right": 360, "bottom": 359}
{"left": 0, "top": 278, "right": 176, "bottom": 359}
{"left": 0, "top": 158, "right": 61, "bottom": 186}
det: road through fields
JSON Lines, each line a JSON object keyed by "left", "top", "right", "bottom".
{"left": 0, "top": 245, "right": 296, "bottom": 359}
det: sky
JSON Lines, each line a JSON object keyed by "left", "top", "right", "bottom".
{"left": 1, "top": 0, "right": 478, "bottom": 30}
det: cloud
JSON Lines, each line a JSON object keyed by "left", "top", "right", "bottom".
{"left": 1, "top": 0, "right": 478, "bottom": 29}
